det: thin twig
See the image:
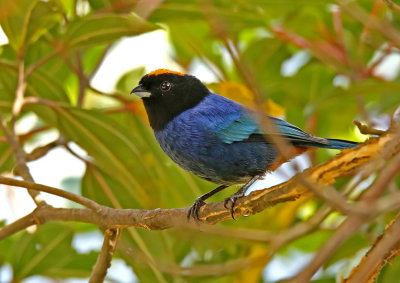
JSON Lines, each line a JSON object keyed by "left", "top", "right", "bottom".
{"left": 345, "top": 213, "right": 400, "bottom": 282}
{"left": 25, "top": 50, "right": 60, "bottom": 77}
{"left": 1, "top": 54, "right": 49, "bottom": 206}
{"left": 11, "top": 59, "right": 27, "bottom": 125}
{"left": 354, "top": 120, "right": 386, "bottom": 135}
{"left": 0, "top": 115, "right": 44, "bottom": 205}
{"left": 383, "top": 0, "right": 400, "bottom": 12}
{"left": 26, "top": 138, "right": 63, "bottom": 161}
{"left": 0, "top": 176, "right": 102, "bottom": 211}
{"left": 363, "top": 43, "right": 394, "bottom": 78}
{"left": 75, "top": 51, "right": 89, "bottom": 107}
{"left": 89, "top": 228, "right": 121, "bottom": 283}
{"left": 0, "top": 126, "right": 52, "bottom": 144}
{"left": 337, "top": 0, "right": 400, "bottom": 47}
{"left": 88, "top": 86, "right": 132, "bottom": 103}
{"left": 288, "top": 150, "right": 400, "bottom": 282}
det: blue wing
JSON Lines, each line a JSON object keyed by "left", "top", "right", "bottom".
{"left": 216, "top": 114, "right": 259, "bottom": 144}
{"left": 199, "top": 94, "right": 352, "bottom": 149}
{"left": 214, "top": 111, "right": 328, "bottom": 146}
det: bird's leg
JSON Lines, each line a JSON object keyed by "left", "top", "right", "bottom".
{"left": 224, "top": 175, "right": 261, "bottom": 220}
{"left": 187, "top": 184, "right": 229, "bottom": 221}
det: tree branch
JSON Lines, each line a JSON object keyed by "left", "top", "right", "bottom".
{"left": 0, "top": 177, "right": 102, "bottom": 211}
{"left": 353, "top": 120, "right": 386, "bottom": 136}
{"left": 0, "top": 115, "right": 44, "bottom": 206}
{"left": 89, "top": 228, "right": 121, "bottom": 283}
{"left": 383, "top": 0, "right": 400, "bottom": 13}
{"left": 0, "top": 131, "right": 398, "bottom": 243}
{"left": 25, "top": 49, "right": 60, "bottom": 77}
{"left": 344, "top": 213, "right": 400, "bottom": 283}
{"left": 287, "top": 138, "right": 400, "bottom": 283}
{"left": 26, "top": 138, "right": 63, "bottom": 161}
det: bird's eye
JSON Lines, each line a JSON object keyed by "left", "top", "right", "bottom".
{"left": 160, "top": 81, "right": 171, "bottom": 91}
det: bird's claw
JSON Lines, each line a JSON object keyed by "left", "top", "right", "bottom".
{"left": 224, "top": 193, "right": 244, "bottom": 220}
{"left": 187, "top": 198, "right": 207, "bottom": 221}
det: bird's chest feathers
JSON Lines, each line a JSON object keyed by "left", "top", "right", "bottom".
{"left": 154, "top": 116, "right": 211, "bottom": 161}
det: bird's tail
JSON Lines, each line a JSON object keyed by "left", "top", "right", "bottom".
{"left": 317, "top": 138, "right": 358, "bottom": 150}
{"left": 294, "top": 138, "right": 358, "bottom": 150}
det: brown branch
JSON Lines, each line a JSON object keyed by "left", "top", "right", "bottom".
{"left": 337, "top": 0, "right": 400, "bottom": 47}
{"left": 19, "top": 125, "right": 52, "bottom": 141}
{"left": 0, "top": 177, "right": 102, "bottom": 211}
{"left": 75, "top": 51, "right": 89, "bottom": 107}
{"left": 0, "top": 131, "right": 398, "bottom": 243}
{"left": 362, "top": 43, "right": 394, "bottom": 78}
{"left": 25, "top": 49, "right": 59, "bottom": 77}
{"left": 269, "top": 173, "right": 366, "bottom": 252}
{"left": 286, "top": 214, "right": 368, "bottom": 283}
{"left": 0, "top": 212, "right": 37, "bottom": 240}
{"left": 353, "top": 120, "right": 386, "bottom": 136}
{"left": 344, "top": 213, "right": 400, "bottom": 283}
{"left": 383, "top": 0, "right": 400, "bottom": 12}
{"left": 12, "top": 59, "right": 27, "bottom": 123}
{"left": 0, "top": 54, "right": 49, "bottom": 206}
{"left": 88, "top": 86, "right": 132, "bottom": 104}
{"left": 287, "top": 141, "right": 400, "bottom": 283}
{"left": 26, "top": 138, "right": 63, "bottom": 161}
{"left": 0, "top": 126, "right": 52, "bottom": 144}
{"left": 89, "top": 228, "right": 121, "bottom": 283}
{"left": 63, "top": 142, "right": 91, "bottom": 163}
{"left": 0, "top": 115, "right": 44, "bottom": 205}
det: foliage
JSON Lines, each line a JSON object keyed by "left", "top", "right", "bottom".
{"left": 0, "top": 0, "right": 400, "bottom": 282}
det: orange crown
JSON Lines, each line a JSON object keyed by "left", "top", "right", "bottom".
{"left": 147, "top": 69, "right": 184, "bottom": 77}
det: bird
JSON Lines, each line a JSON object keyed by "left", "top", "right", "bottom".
{"left": 131, "top": 69, "right": 357, "bottom": 221}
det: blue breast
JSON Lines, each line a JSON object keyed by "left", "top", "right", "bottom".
{"left": 153, "top": 94, "right": 277, "bottom": 184}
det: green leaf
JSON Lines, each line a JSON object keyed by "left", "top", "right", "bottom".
{"left": 115, "top": 66, "right": 146, "bottom": 94}
{"left": 9, "top": 223, "right": 96, "bottom": 280}
{"left": 87, "top": 0, "right": 111, "bottom": 11}
{"left": 63, "top": 13, "right": 159, "bottom": 49}
{"left": 0, "top": 61, "right": 17, "bottom": 113}
{"left": 0, "top": 0, "right": 38, "bottom": 51}
{"left": 0, "top": 220, "right": 13, "bottom": 265}
{"left": 29, "top": 104, "right": 206, "bottom": 209}
{"left": 0, "top": 60, "right": 70, "bottom": 115}
{"left": 0, "top": 140, "right": 14, "bottom": 174}
{"left": 82, "top": 164, "right": 142, "bottom": 208}
{"left": 378, "top": 256, "right": 400, "bottom": 283}
{"left": 284, "top": 230, "right": 333, "bottom": 253}
{"left": 25, "top": 1, "right": 62, "bottom": 46}
{"left": 0, "top": 0, "right": 61, "bottom": 51}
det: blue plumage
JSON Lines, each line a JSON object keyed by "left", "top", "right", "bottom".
{"left": 154, "top": 94, "right": 278, "bottom": 184}
{"left": 131, "top": 69, "right": 357, "bottom": 220}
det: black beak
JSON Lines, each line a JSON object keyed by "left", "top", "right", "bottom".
{"left": 130, "top": 85, "right": 151, "bottom": 98}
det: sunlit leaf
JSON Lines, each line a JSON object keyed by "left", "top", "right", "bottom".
{"left": 0, "top": 141, "right": 14, "bottom": 174}
{"left": 0, "top": 0, "right": 61, "bottom": 51}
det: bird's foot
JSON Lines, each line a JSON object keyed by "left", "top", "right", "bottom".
{"left": 187, "top": 198, "right": 207, "bottom": 221}
{"left": 223, "top": 192, "right": 245, "bottom": 220}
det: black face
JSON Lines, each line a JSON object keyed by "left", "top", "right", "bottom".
{"left": 133, "top": 72, "right": 210, "bottom": 130}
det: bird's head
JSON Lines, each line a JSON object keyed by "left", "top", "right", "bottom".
{"left": 131, "top": 69, "right": 210, "bottom": 130}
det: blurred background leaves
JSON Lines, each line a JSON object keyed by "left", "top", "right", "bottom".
{"left": 0, "top": 0, "right": 400, "bottom": 282}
